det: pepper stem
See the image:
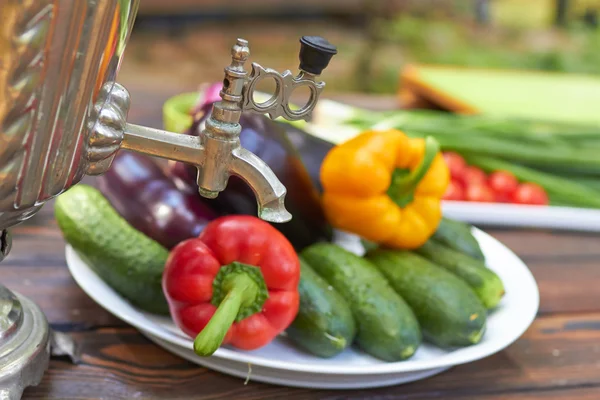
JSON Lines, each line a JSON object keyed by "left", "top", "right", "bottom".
{"left": 193, "top": 263, "right": 269, "bottom": 357}
{"left": 387, "top": 136, "right": 440, "bottom": 207}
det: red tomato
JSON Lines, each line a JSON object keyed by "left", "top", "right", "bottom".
{"left": 488, "top": 171, "right": 518, "bottom": 203}
{"left": 512, "top": 183, "right": 549, "bottom": 205}
{"left": 442, "top": 152, "right": 467, "bottom": 180}
{"left": 466, "top": 183, "right": 495, "bottom": 202}
{"left": 461, "top": 166, "right": 487, "bottom": 187}
{"left": 494, "top": 192, "right": 512, "bottom": 203}
{"left": 442, "top": 180, "right": 465, "bottom": 201}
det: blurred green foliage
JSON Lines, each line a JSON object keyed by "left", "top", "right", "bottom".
{"left": 359, "top": 15, "right": 600, "bottom": 94}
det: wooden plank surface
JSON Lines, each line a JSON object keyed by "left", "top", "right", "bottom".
{"left": 2, "top": 87, "right": 600, "bottom": 399}
{"left": 13, "top": 313, "right": 600, "bottom": 399}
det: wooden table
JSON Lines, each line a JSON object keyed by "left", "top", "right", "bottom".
{"left": 4, "top": 86, "right": 600, "bottom": 399}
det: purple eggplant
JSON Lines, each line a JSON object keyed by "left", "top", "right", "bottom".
{"left": 97, "top": 151, "right": 218, "bottom": 249}
{"left": 168, "top": 109, "right": 334, "bottom": 251}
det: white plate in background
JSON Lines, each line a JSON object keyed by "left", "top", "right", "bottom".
{"left": 442, "top": 201, "right": 600, "bottom": 232}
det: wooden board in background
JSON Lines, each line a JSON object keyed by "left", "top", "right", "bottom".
{"left": 400, "top": 64, "right": 600, "bottom": 125}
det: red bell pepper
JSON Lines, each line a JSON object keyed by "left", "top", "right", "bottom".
{"left": 162, "top": 215, "right": 301, "bottom": 356}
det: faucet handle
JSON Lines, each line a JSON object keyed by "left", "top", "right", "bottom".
{"left": 242, "top": 36, "right": 337, "bottom": 122}
{"left": 298, "top": 36, "right": 338, "bottom": 76}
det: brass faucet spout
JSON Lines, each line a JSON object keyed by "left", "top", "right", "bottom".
{"left": 121, "top": 122, "right": 292, "bottom": 222}
{"left": 122, "top": 123, "right": 204, "bottom": 165}
{"left": 230, "top": 147, "right": 292, "bottom": 223}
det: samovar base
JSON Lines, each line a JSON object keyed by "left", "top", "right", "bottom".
{"left": 0, "top": 285, "right": 51, "bottom": 400}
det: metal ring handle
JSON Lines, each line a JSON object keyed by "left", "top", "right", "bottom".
{"left": 242, "top": 63, "right": 325, "bottom": 121}
{"left": 283, "top": 82, "right": 318, "bottom": 120}
{"left": 245, "top": 69, "right": 286, "bottom": 114}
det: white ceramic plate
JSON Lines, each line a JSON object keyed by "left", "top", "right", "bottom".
{"left": 65, "top": 229, "right": 539, "bottom": 389}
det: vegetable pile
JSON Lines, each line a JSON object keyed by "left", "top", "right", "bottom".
{"left": 54, "top": 87, "right": 511, "bottom": 364}
{"left": 56, "top": 183, "right": 504, "bottom": 361}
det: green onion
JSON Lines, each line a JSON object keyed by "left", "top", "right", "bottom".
{"left": 415, "top": 133, "right": 600, "bottom": 173}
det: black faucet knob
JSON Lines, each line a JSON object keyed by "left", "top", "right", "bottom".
{"left": 298, "top": 36, "right": 337, "bottom": 76}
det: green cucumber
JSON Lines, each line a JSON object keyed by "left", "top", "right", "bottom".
{"left": 55, "top": 185, "right": 169, "bottom": 314}
{"left": 416, "top": 240, "right": 504, "bottom": 309}
{"left": 285, "top": 258, "right": 356, "bottom": 358}
{"left": 368, "top": 250, "right": 486, "bottom": 347}
{"left": 432, "top": 217, "right": 485, "bottom": 261}
{"left": 301, "top": 243, "right": 421, "bottom": 361}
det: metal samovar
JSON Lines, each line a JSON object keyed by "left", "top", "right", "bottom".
{"left": 0, "top": 1, "right": 336, "bottom": 398}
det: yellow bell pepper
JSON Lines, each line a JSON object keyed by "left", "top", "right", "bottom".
{"left": 320, "top": 129, "right": 449, "bottom": 249}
